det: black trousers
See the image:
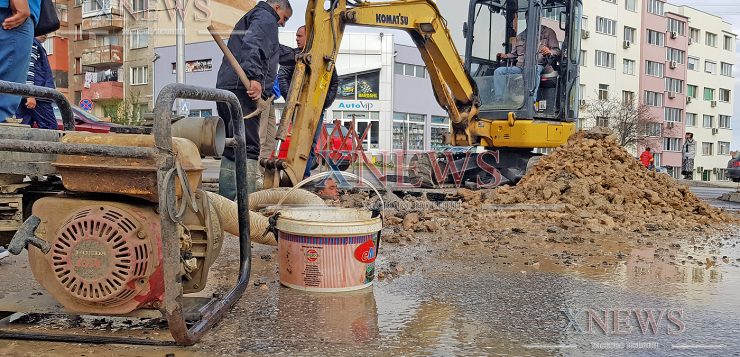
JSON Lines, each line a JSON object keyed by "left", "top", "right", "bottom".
{"left": 217, "top": 88, "right": 259, "bottom": 161}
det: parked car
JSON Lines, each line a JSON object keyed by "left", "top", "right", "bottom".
{"left": 53, "top": 104, "right": 119, "bottom": 133}
{"left": 277, "top": 123, "right": 357, "bottom": 171}
{"left": 727, "top": 152, "right": 740, "bottom": 182}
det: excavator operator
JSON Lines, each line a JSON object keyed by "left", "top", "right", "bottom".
{"left": 493, "top": 10, "right": 560, "bottom": 104}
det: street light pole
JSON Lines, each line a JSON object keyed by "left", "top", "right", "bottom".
{"left": 175, "top": 0, "right": 187, "bottom": 116}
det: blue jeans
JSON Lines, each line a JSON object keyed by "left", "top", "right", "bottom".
{"left": 493, "top": 65, "right": 545, "bottom": 103}
{"left": 0, "top": 8, "right": 34, "bottom": 122}
{"left": 17, "top": 100, "right": 57, "bottom": 129}
{"left": 304, "top": 113, "right": 324, "bottom": 179}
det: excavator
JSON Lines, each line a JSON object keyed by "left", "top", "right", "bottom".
{"left": 262, "top": 0, "right": 583, "bottom": 188}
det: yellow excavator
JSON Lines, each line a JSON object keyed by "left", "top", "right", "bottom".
{"left": 263, "top": 0, "right": 583, "bottom": 188}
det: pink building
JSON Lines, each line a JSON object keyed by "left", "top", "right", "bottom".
{"left": 639, "top": 0, "right": 689, "bottom": 171}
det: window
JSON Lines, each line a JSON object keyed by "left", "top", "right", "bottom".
{"left": 719, "top": 115, "right": 731, "bottom": 129}
{"left": 596, "top": 117, "right": 609, "bottom": 127}
{"left": 624, "top": 27, "right": 636, "bottom": 43}
{"left": 646, "top": 122, "right": 662, "bottom": 137}
{"left": 130, "top": 66, "right": 148, "bottom": 85}
{"left": 394, "top": 63, "right": 404, "bottom": 75}
{"left": 653, "top": 153, "right": 662, "bottom": 167}
{"left": 665, "top": 78, "right": 683, "bottom": 93}
{"left": 74, "top": 24, "right": 82, "bottom": 41}
{"left": 598, "top": 84, "right": 609, "bottom": 100}
{"left": 663, "top": 138, "right": 681, "bottom": 152}
{"left": 595, "top": 51, "right": 615, "bottom": 69}
{"left": 596, "top": 17, "right": 617, "bottom": 36}
{"left": 703, "top": 115, "right": 714, "bottom": 128}
{"left": 393, "top": 112, "right": 425, "bottom": 151}
{"left": 625, "top": 0, "right": 636, "bottom": 12}
{"left": 720, "top": 89, "right": 731, "bottom": 102}
{"left": 687, "top": 57, "right": 699, "bottom": 71}
{"left": 705, "top": 61, "right": 716, "bottom": 74}
{"left": 721, "top": 63, "right": 733, "bottom": 77}
{"left": 646, "top": 61, "right": 664, "bottom": 77}
{"left": 667, "top": 19, "right": 685, "bottom": 36}
{"left": 686, "top": 113, "right": 697, "bottom": 126}
{"left": 704, "top": 88, "right": 715, "bottom": 101}
{"left": 395, "top": 63, "right": 426, "bottom": 78}
{"left": 718, "top": 141, "right": 731, "bottom": 155}
{"left": 705, "top": 32, "right": 717, "bottom": 47}
{"left": 56, "top": 4, "right": 68, "bottom": 22}
{"left": 415, "top": 65, "right": 426, "bottom": 78}
{"left": 74, "top": 0, "right": 82, "bottom": 6}
{"left": 666, "top": 48, "right": 685, "bottom": 64}
{"left": 690, "top": 28, "right": 700, "bottom": 43}
{"left": 623, "top": 59, "right": 635, "bottom": 75}
{"left": 129, "top": 28, "right": 148, "bottom": 49}
{"left": 580, "top": 50, "right": 587, "bottom": 66}
{"left": 664, "top": 107, "right": 682, "bottom": 122}
{"left": 542, "top": 8, "right": 559, "bottom": 20}
{"left": 687, "top": 85, "right": 697, "bottom": 99}
{"left": 702, "top": 142, "right": 713, "bottom": 156}
{"left": 724, "top": 35, "right": 733, "bottom": 51}
{"left": 337, "top": 71, "right": 380, "bottom": 100}
{"left": 188, "top": 109, "right": 213, "bottom": 117}
{"left": 647, "top": 29, "right": 665, "bottom": 46}
{"left": 647, "top": 0, "right": 664, "bottom": 16}
{"left": 132, "top": 0, "right": 147, "bottom": 12}
{"left": 74, "top": 57, "right": 81, "bottom": 74}
{"left": 42, "top": 38, "right": 54, "bottom": 55}
{"left": 717, "top": 168, "right": 728, "bottom": 181}
{"left": 622, "top": 91, "right": 635, "bottom": 105}
{"left": 645, "top": 91, "right": 663, "bottom": 107}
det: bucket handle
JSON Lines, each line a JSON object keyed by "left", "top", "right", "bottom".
{"left": 275, "top": 171, "right": 385, "bottom": 213}
{"left": 272, "top": 171, "right": 386, "bottom": 252}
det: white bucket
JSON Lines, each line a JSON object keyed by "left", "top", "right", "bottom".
{"left": 275, "top": 172, "right": 384, "bottom": 292}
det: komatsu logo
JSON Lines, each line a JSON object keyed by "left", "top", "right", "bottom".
{"left": 376, "top": 13, "right": 409, "bottom": 26}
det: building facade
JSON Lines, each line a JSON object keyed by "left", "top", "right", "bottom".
{"left": 154, "top": 32, "right": 450, "bottom": 154}
{"left": 47, "top": 0, "right": 254, "bottom": 121}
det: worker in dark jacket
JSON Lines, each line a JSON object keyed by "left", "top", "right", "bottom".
{"left": 278, "top": 25, "right": 339, "bottom": 179}
{"left": 17, "top": 35, "right": 56, "bottom": 129}
{"left": 215, "top": 0, "right": 292, "bottom": 199}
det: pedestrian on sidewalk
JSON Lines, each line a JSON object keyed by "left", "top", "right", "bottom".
{"left": 0, "top": 0, "right": 40, "bottom": 122}
{"left": 682, "top": 132, "right": 696, "bottom": 180}
{"left": 640, "top": 147, "right": 654, "bottom": 169}
{"left": 16, "top": 34, "right": 56, "bottom": 129}
{"left": 215, "top": 0, "right": 292, "bottom": 199}
{"left": 278, "top": 25, "right": 339, "bottom": 180}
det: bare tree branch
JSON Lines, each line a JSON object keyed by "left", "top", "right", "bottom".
{"left": 582, "top": 96, "right": 658, "bottom": 148}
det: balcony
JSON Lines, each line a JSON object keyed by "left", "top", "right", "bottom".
{"left": 81, "top": 45, "right": 123, "bottom": 68}
{"left": 82, "top": 80, "right": 123, "bottom": 101}
{"left": 82, "top": 14, "right": 123, "bottom": 31}
{"left": 82, "top": 0, "right": 121, "bottom": 18}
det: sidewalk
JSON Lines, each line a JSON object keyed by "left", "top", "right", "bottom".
{"left": 678, "top": 179, "right": 740, "bottom": 189}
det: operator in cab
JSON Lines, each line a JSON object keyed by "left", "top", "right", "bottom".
{"left": 493, "top": 11, "right": 560, "bottom": 104}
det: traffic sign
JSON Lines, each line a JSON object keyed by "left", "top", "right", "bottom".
{"left": 79, "top": 99, "right": 94, "bottom": 111}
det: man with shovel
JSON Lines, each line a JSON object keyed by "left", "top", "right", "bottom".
{"left": 215, "top": 0, "right": 292, "bottom": 199}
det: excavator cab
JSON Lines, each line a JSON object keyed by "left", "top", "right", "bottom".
{"left": 464, "top": 0, "right": 582, "bottom": 122}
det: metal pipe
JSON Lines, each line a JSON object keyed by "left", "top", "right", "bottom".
{"left": 175, "top": 1, "right": 187, "bottom": 116}
{"left": 0, "top": 81, "right": 74, "bottom": 131}
{"left": 0, "top": 139, "right": 157, "bottom": 158}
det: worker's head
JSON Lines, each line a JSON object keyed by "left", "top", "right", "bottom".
{"left": 645, "top": 147, "right": 651, "bottom": 152}
{"left": 36, "top": 35, "right": 47, "bottom": 43}
{"left": 296, "top": 25, "right": 307, "bottom": 49}
{"left": 316, "top": 177, "right": 339, "bottom": 200}
{"left": 685, "top": 132, "right": 694, "bottom": 140}
{"left": 266, "top": 0, "right": 293, "bottom": 27}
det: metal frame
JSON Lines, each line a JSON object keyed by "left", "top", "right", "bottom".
{"left": 0, "top": 81, "right": 252, "bottom": 346}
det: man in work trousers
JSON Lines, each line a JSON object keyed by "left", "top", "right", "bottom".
{"left": 215, "top": 0, "right": 292, "bottom": 199}
{"left": 255, "top": 78, "right": 281, "bottom": 189}
{"left": 278, "top": 25, "right": 339, "bottom": 180}
{"left": 0, "top": 0, "right": 39, "bottom": 122}
{"left": 17, "top": 34, "right": 56, "bottom": 129}
{"left": 682, "top": 132, "right": 696, "bottom": 180}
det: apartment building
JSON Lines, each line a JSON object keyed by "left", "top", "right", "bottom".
{"left": 47, "top": 0, "right": 254, "bottom": 120}
{"left": 670, "top": 5, "right": 736, "bottom": 181}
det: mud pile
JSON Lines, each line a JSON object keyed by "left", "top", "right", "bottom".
{"left": 484, "top": 130, "right": 735, "bottom": 232}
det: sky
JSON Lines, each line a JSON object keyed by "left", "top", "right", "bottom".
{"left": 281, "top": 0, "right": 740, "bottom": 149}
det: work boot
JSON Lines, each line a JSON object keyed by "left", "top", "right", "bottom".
{"left": 246, "top": 159, "right": 258, "bottom": 194}
{"left": 0, "top": 246, "right": 9, "bottom": 260}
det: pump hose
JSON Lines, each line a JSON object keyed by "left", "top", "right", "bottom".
{"left": 206, "top": 188, "right": 326, "bottom": 246}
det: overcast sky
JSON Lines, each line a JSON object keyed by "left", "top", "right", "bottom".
{"left": 282, "top": 0, "right": 740, "bottom": 149}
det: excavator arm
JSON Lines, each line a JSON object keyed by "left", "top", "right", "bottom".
{"left": 263, "top": 0, "right": 480, "bottom": 188}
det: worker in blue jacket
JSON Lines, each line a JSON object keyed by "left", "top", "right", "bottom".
{"left": 0, "top": 0, "right": 40, "bottom": 122}
{"left": 17, "top": 34, "right": 57, "bottom": 129}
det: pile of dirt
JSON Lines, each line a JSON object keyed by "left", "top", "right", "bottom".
{"left": 482, "top": 130, "right": 735, "bottom": 232}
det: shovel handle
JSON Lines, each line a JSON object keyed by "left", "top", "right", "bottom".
{"left": 208, "top": 25, "right": 252, "bottom": 90}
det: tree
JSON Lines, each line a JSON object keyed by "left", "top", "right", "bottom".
{"left": 108, "top": 90, "right": 144, "bottom": 126}
{"left": 582, "top": 96, "right": 658, "bottom": 149}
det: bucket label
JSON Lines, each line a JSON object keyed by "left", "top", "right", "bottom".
{"left": 354, "top": 239, "right": 377, "bottom": 263}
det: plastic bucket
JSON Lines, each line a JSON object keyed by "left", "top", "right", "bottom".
{"left": 275, "top": 172, "right": 384, "bottom": 292}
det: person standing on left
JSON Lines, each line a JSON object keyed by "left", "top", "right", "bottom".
{"left": 17, "top": 34, "right": 57, "bottom": 129}
{"left": 0, "top": 0, "right": 39, "bottom": 122}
